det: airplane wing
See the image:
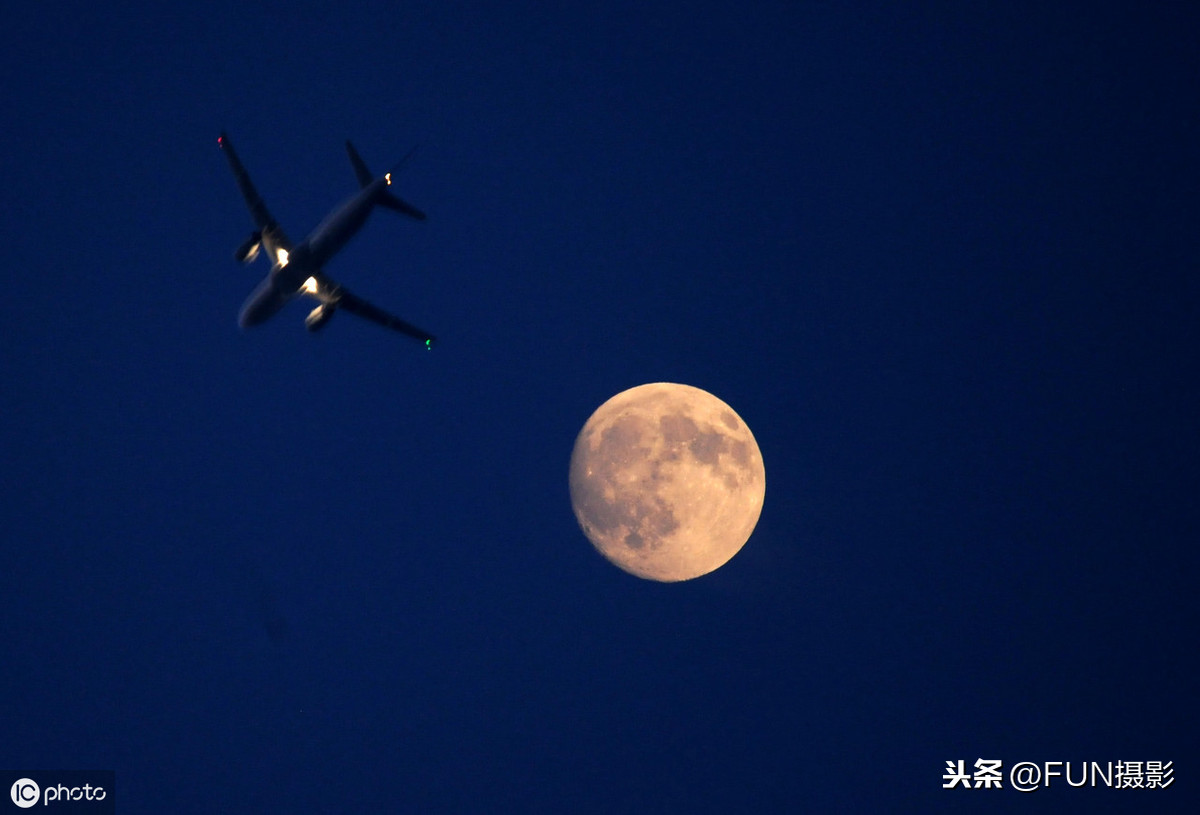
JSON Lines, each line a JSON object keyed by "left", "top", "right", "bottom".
{"left": 327, "top": 279, "right": 436, "bottom": 347}
{"left": 218, "top": 132, "right": 294, "bottom": 250}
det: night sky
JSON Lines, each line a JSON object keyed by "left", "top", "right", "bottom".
{"left": 2, "top": 2, "right": 1196, "bottom": 812}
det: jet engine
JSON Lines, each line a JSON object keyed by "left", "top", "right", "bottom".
{"left": 305, "top": 303, "right": 337, "bottom": 332}
{"left": 234, "top": 231, "right": 262, "bottom": 263}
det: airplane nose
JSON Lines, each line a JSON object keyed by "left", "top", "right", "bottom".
{"left": 238, "top": 277, "right": 286, "bottom": 328}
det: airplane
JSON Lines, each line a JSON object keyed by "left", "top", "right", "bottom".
{"left": 218, "top": 132, "right": 436, "bottom": 348}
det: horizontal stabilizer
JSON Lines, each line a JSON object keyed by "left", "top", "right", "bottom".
{"left": 379, "top": 191, "right": 427, "bottom": 220}
{"left": 346, "top": 141, "right": 373, "bottom": 189}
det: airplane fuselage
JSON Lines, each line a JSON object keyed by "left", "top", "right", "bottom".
{"left": 307, "top": 177, "right": 390, "bottom": 267}
{"left": 238, "top": 179, "right": 388, "bottom": 328}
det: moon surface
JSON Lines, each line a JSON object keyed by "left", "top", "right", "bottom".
{"left": 569, "top": 383, "right": 766, "bottom": 581}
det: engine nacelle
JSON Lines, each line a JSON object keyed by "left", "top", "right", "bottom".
{"left": 234, "top": 231, "right": 262, "bottom": 263}
{"left": 305, "top": 303, "right": 337, "bottom": 332}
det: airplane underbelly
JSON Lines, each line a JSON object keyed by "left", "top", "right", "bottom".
{"left": 238, "top": 277, "right": 291, "bottom": 328}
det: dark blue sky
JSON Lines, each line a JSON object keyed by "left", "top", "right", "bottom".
{"left": 2, "top": 2, "right": 1196, "bottom": 812}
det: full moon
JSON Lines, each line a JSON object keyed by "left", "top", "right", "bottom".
{"left": 569, "top": 383, "right": 766, "bottom": 581}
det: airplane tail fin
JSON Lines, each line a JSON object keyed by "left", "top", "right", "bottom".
{"left": 346, "top": 140, "right": 427, "bottom": 220}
